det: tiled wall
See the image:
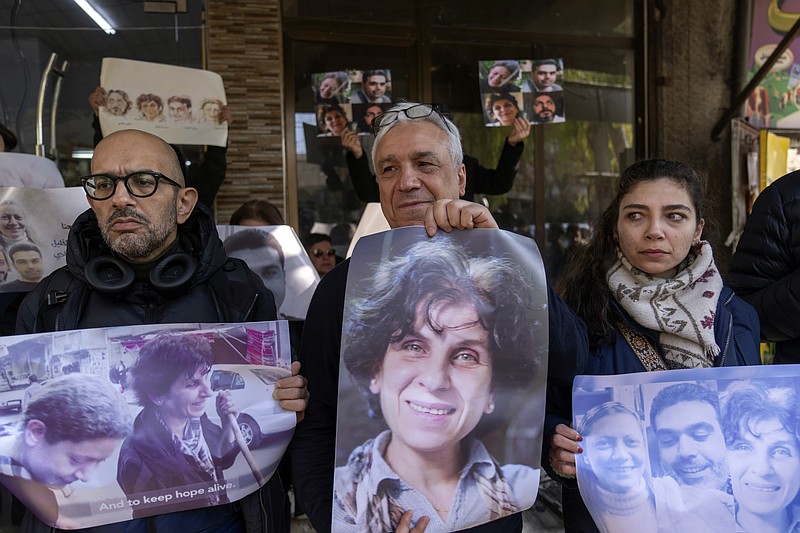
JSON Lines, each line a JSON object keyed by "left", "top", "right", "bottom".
{"left": 207, "top": 0, "right": 285, "bottom": 223}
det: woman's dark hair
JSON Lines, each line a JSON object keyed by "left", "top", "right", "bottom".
{"left": 323, "top": 104, "right": 346, "bottom": 118}
{"left": 136, "top": 93, "right": 163, "bottom": 110}
{"left": 485, "top": 90, "right": 520, "bottom": 120}
{"left": 301, "top": 232, "right": 331, "bottom": 250}
{"left": 555, "top": 159, "right": 711, "bottom": 346}
{"left": 229, "top": 199, "right": 284, "bottom": 225}
{"left": 130, "top": 334, "right": 213, "bottom": 409}
{"left": 0, "top": 123, "right": 17, "bottom": 152}
{"left": 342, "top": 238, "right": 539, "bottom": 417}
{"left": 721, "top": 381, "right": 798, "bottom": 448}
{"left": 490, "top": 60, "right": 521, "bottom": 75}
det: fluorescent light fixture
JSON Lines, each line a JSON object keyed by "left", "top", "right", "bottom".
{"left": 71, "top": 149, "right": 94, "bottom": 159}
{"left": 73, "top": 0, "right": 116, "bottom": 35}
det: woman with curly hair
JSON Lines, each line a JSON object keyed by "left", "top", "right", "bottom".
{"left": 333, "top": 238, "right": 540, "bottom": 533}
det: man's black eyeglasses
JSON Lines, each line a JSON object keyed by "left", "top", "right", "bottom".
{"left": 371, "top": 103, "right": 452, "bottom": 136}
{"left": 311, "top": 248, "right": 336, "bottom": 258}
{"left": 81, "top": 171, "right": 183, "bottom": 200}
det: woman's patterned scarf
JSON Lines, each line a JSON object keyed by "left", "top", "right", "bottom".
{"left": 606, "top": 241, "right": 723, "bottom": 369}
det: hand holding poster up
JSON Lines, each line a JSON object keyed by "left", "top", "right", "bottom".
{"left": 98, "top": 58, "right": 228, "bottom": 147}
{"left": 333, "top": 227, "right": 548, "bottom": 532}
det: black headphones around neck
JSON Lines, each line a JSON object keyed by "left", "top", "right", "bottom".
{"left": 84, "top": 253, "right": 197, "bottom": 296}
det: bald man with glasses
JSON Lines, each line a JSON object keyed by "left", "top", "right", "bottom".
{"left": 15, "top": 129, "right": 308, "bottom": 533}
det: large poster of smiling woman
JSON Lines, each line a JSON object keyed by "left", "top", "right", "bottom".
{"left": 99, "top": 58, "right": 228, "bottom": 147}
{"left": 0, "top": 321, "right": 294, "bottom": 529}
{"left": 333, "top": 226, "right": 548, "bottom": 532}
{"left": 573, "top": 365, "right": 800, "bottom": 533}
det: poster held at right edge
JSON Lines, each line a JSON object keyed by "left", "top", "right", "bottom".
{"left": 574, "top": 364, "right": 800, "bottom": 533}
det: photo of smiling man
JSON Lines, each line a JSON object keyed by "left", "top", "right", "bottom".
{"left": 332, "top": 228, "right": 548, "bottom": 533}
{"left": 649, "top": 382, "right": 729, "bottom": 490}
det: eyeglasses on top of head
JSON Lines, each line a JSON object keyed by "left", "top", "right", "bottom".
{"left": 81, "top": 171, "right": 183, "bottom": 200}
{"left": 311, "top": 248, "right": 336, "bottom": 258}
{"left": 371, "top": 103, "right": 452, "bottom": 136}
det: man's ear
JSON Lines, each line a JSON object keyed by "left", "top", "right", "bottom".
{"left": 457, "top": 163, "right": 466, "bottom": 197}
{"left": 176, "top": 187, "right": 199, "bottom": 224}
{"left": 24, "top": 419, "right": 46, "bottom": 446}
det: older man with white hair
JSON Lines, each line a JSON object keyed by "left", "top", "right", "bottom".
{"left": 292, "top": 102, "right": 585, "bottom": 533}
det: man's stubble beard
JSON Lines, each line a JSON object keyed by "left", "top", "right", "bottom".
{"left": 100, "top": 202, "right": 177, "bottom": 261}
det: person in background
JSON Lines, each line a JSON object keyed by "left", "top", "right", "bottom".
{"left": 301, "top": 233, "right": 336, "bottom": 277}
{"left": 544, "top": 159, "right": 761, "bottom": 533}
{"left": 341, "top": 110, "right": 530, "bottom": 203}
{"left": 230, "top": 199, "right": 285, "bottom": 226}
{"left": 0, "top": 123, "right": 18, "bottom": 152}
{"left": 21, "top": 374, "right": 41, "bottom": 409}
{"left": 728, "top": 169, "right": 800, "bottom": 364}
